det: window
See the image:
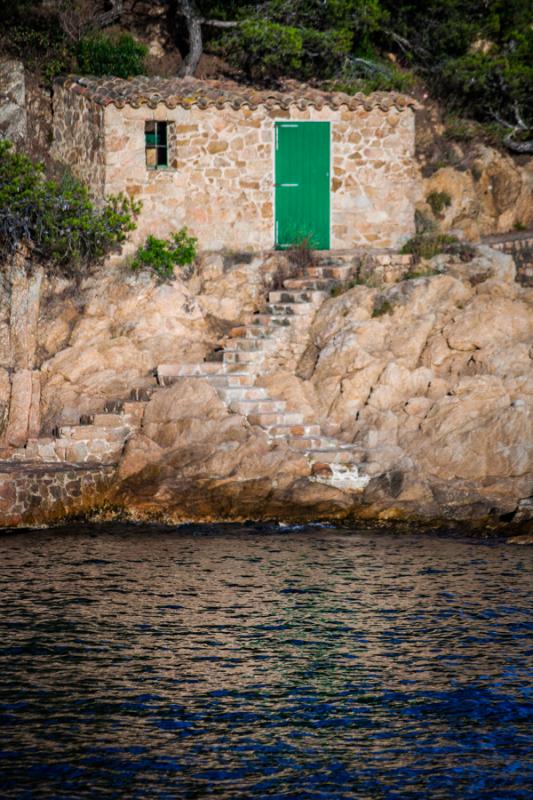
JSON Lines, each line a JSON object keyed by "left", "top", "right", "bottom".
{"left": 145, "top": 121, "right": 168, "bottom": 169}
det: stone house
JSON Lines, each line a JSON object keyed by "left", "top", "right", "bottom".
{"left": 52, "top": 76, "right": 419, "bottom": 252}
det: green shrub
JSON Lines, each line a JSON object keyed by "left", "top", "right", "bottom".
{"left": 0, "top": 140, "right": 139, "bottom": 273}
{"left": 330, "top": 277, "right": 365, "bottom": 297}
{"left": 329, "top": 61, "right": 416, "bottom": 96}
{"left": 371, "top": 298, "right": 393, "bottom": 317}
{"left": 401, "top": 233, "right": 476, "bottom": 262}
{"left": 132, "top": 229, "right": 198, "bottom": 280}
{"left": 4, "top": 16, "right": 74, "bottom": 84}
{"left": 427, "top": 191, "right": 452, "bottom": 217}
{"left": 76, "top": 33, "right": 147, "bottom": 78}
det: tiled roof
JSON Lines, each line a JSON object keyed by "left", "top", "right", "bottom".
{"left": 56, "top": 75, "right": 419, "bottom": 112}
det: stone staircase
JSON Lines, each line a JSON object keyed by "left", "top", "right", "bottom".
{"left": 6, "top": 250, "right": 416, "bottom": 489}
{"left": 156, "top": 253, "right": 371, "bottom": 478}
{"left": 8, "top": 385, "right": 153, "bottom": 467}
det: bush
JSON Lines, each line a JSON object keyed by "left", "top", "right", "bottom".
{"left": 372, "top": 298, "right": 393, "bottom": 317}
{"left": 5, "top": 20, "right": 74, "bottom": 84}
{"left": 329, "top": 60, "right": 416, "bottom": 96}
{"left": 401, "top": 233, "right": 476, "bottom": 262}
{"left": 132, "top": 229, "right": 198, "bottom": 280}
{"left": 76, "top": 33, "right": 147, "bottom": 78}
{"left": 427, "top": 191, "right": 452, "bottom": 217}
{"left": 215, "top": 0, "right": 380, "bottom": 82}
{"left": 330, "top": 277, "right": 365, "bottom": 297}
{"left": 0, "top": 141, "right": 139, "bottom": 273}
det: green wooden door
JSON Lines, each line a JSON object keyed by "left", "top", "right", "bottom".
{"left": 275, "top": 121, "right": 330, "bottom": 250}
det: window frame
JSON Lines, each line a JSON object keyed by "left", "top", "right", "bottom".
{"left": 145, "top": 120, "right": 170, "bottom": 170}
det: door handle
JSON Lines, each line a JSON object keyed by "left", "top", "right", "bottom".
{"left": 273, "top": 183, "right": 299, "bottom": 187}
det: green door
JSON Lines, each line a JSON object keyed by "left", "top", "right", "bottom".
{"left": 275, "top": 121, "right": 330, "bottom": 250}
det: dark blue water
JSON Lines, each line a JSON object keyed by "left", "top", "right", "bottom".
{"left": 0, "top": 523, "right": 531, "bottom": 799}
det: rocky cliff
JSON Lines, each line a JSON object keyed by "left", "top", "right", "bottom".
{"left": 0, "top": 245, "right": 531, "bottom": 531}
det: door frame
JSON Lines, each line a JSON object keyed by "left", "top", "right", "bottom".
{"left": 272, "top": 120, "right": 332, "bottom": 251}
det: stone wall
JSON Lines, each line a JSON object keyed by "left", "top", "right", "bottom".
{"left": 52, "top": 85, "right": 106, "bottom": 198}
{"left": 103, "top": 102, "right": 417, "bottom": 252}
{"left": 0, "top": 60, "right": 26, "bottom": 145}
{"left": 25, "top": 75, "right": 53, "bottom": 160}
{"left": 485, "top": 233, "right": 533, "bottom": 287}
{"left": 0, "top": 462, "right": 114, "bottom": 526}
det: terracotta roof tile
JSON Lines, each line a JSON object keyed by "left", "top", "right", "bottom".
{"left": 56, "top": 75, "right": 420, "bottom": 113}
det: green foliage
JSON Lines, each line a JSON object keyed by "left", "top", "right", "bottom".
{"left": 330, "top": 58, "right": 416, "bottom": 95}
{"left": 214, "top": 0, "right": 382, "bottom": 81}
{"left": 330, "top": 277, "right": 365, "bottom": 296}
{"left": 3, "top": 1, "right": 531, "bottom": 149}
{"left": 401, "top": 233, "right": 476, "bottom": 262}
{"left": 0, "top": 140, "right": 139, "bottom": 273}
{"left": 380, "top": 0, "right": 532, "bottom": 137}
{"left": 443, "top": 115, "right": 478, "bottom": 142}
{"left": 371, "top": 298, "right": 393, "bottom": 317}
{"left": 3, "top": 15, "right": 74, "bottom": 84}
{"left": 132, "top": 230, "right": 198, "bottom": 280}
{"left": 427, "top": 191, "right": 452, "bottom": 217}
{"left": 76, "top": 33, "right": 148, "bottom": 79}
{"left": 513, "top": 220, "right": 527, "bottom": 231}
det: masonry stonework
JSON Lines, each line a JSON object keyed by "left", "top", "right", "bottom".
{"left": 53, "top": 77, "right": 419, "bottom": 252}
{"left": 52, "top": 86, "right": 106, "bottom": 198}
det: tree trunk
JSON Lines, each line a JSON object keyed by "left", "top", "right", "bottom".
{"left": 178, "top": 0, "right": 203, "bottom": 77}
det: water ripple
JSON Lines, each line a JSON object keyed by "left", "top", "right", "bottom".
{"left": 0, "top": 524, "right": 531, "bottom": 798}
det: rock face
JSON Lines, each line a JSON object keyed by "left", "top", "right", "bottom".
{"left": 420, "top": 146, "right": 533, "bottom": 241}
{"left": 0, "top": 245, "right": 531, "bottom": 530}
{"left": 0, "top": 60, "right": 26, "bottom": 145}
{"left": 304, "top": 249, "right": 532, "bottom": 523}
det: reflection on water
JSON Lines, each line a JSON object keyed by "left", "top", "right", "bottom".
{"left": 0, "top": 523, "right": 531, "bottom": 799}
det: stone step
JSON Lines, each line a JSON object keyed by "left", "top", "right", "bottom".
{"left": 225, "top": 338, "right": 275, "bottom": 352}
{"left": 217, "top": 386, "right": 269, "bottom": 402}
{"left": 249, "top": 412, "right": 304, "bottom": 427}
{"left": 252, "top": 314, "right": 290, "bottom": 328}
{"left": 53, "top": 438, "right": 124, "bottom": 466}
{"left": 268, "top": 290, "right": 327, "bottom": 304}
{"left": 104, "top": 400, "right": 146, "bottom": 415}
{"left": 223, "top": 350, "right": 264, "bottom": 364}
{"left": 79, "top": 413, "right": 127, "bottom": 427}
{"left": 305, "top": 448, "right": 363, "bottom": 464}
{"left": 268, "top": 423, "right": 322, "bottom": 438}
{"left": 228, "top": 324, "right": 273, "bottom": 338}
{"left": 283, "top": 279, "right": 331, "bottom": 291}
{"left": 157, "top": 362, "right": 225, "bottom": 382}
{"left": 313, "top": 253, "right": 360, "bottom": 266}
{"left": 225, "top": 362, "right": 257, "bottom": 374}
{"left": 57, "top": 425, "right": 130, "bottom": 441}
{"left": 130, "top": 386, "right": 157, "bottom": 401}
{"left": 305, "top": 266, "right": 355, "bottom": 279}
{"left": 212, "top": 372, "right": 256, "bottom": 386}
{"left": 286, "top": 436, "right": 328, "bottom": 450}
{"left": 158, "top": 371, "right": 255, "bottom": 387}
{"left": 205, "top": 350, "right": 224, "bottom": 363}
{"left": 231, "top": 399, "right": 286, "bottom": 415}
{"left": 23, "top": 438, "right": 61, "bottom": 462}
{"left": 267, "top": 303, "right": 315, "bottom": 316}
